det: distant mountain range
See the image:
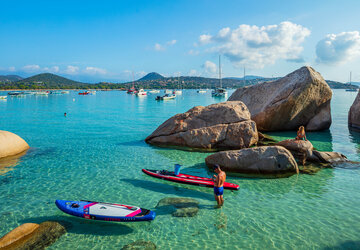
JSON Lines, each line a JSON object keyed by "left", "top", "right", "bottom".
{"left": 224, "top": 75, "right": 265, "bottom": 80}
{"left": 0, "top": 75, "right": 23, "bottom": 82}
{"left": 0, "top": 72, "right": 358, "bottom": 90}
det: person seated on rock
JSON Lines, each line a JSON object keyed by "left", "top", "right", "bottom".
{"left": 295, "top": 126, "right": 307, "bottom": 141}
{"left": 213, "top": 165, "right": 226, "bottom": 207}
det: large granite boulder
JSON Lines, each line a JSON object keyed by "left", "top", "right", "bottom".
{"left": 145, "top": 101, "right": 258, "bottom": 150}
{"left": 205, "top": 146, "right": 299, "bottom": 178}
{"left": 228, "top": 66, "right": 332, "bottom": 131}
{"left": 0, "top": 131, "right": 29, "bottom": 159}
{"left": 349, "top": 90, "right": 360, "bottom": 129}
{"left": 275, "top": 139, "right": 349, "bottom": 165}
{"left": 0, "top": 221, "right": 66, "bottom": 249}
{"left": 276, "top": 139, "right": 313, "bottom": 163}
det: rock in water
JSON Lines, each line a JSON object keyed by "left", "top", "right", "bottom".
{"left": 0, "top": 221, "right": 66, "bottom": 249}
{"left": 122, "top": 240, "right": 157, "bottom": 250}
{"left": 228, "top": 66, "right": 332, "bottom": 131}
{"left": 156, "top": 197, "right": 199, "bottom": 217}
{"left": 205, "top": 146, "right": 299, "bottom": 178}
{"left": 0, "top": 130, "right": 30, "bottom": 159}
{"left": 349, "top": 90, "right": 360, "bottom": 129}
{"left": 145, "top": 101, "right": 258, "bottom": 150}
{"left": 0, "top": 223, "right": 39, "bottom": 249}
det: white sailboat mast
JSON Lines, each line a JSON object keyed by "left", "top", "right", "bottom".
{"left": 219, "top": 55, "right": 222, "bottom": 88}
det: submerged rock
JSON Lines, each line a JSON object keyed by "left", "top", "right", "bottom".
{"left": 156, "top": 197, "right": 199, "bottom": 217}
{"left": 349, "top": 90, "right": 360, "bottom": 129}
{"left": 205, "top": 146, "right": 299, "bottom": 178}
{"left": 0, "top": 130, "right": 29, "bottom": 159}
{"left": 122, "top": 240, "right": 156, "bottom": 250}
{"left": 0, "top": 221, "right": 66, "bottom": 249}
{"left": 228, "top": 66, "right": 332, "bottom": 131}
{"left": 145, "top": 101, "right": 258, "bottom": 150}
{"left": 0, "top": 223, "right": 39, "bottom": 249}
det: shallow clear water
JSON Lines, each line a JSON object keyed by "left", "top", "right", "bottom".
{"left": 0, "top": 89, "right": 360, "bottom": 249}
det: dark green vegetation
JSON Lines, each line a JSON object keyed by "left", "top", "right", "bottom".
{"left": 0, "top": 72, "right": 358, "bottom": 90}
{"left": 138, "top": 72, "right": 164, "bottom": 81}
{"left": 0, "top": 75, "right": 23, "bottom": 82}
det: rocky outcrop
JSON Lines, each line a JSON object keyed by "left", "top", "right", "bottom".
{"left": 146, "top": 101, "right": 258, "bottom": 150}
{"left": 156, "top": 197, "right": 199, "bottom": 217}
{"left": 122, "top": 240, "right": 157, "bottom": 250}
{"left": 349, "top": 90, "right": 360, "bottom": 129}
{"left": 228, "top": 66, "right": 332, "bottom": 131}
{"left": 0, "top": 131, "right": 29, "bottom": 159}
{"left": 205, "top": 146, "right": 299, "bottom": 178}
{"left": 276, "top": 139, "right": 313, "bottom": 164}
{"left": 0, "top": 221, "right": 66, "bottom": 249}
{"left": 275, "top": 139, "right": 349, "bottom": 165}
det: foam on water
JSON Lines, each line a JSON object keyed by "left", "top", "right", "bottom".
{"left": 0, "top": 89, "right": 360, "bottom": 249}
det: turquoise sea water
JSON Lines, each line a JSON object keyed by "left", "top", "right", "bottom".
{"left": 0, "top": 89, "right": 360, "bottom": 249}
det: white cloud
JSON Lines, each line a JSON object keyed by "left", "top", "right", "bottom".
{"left": 197, "top": 21, "right": 310, "bottom": 69}
{"left": 64, "top": 65, "right": 79, "bottom": 75}
{"left": 188, "top": 49, "right": 199, "bottom": 55}
{"left": 22, "top": 64, "right": 41, "bottom": 72}
{"left": 8, "top": 66, "right": 16, "bottom": 72}
{"left": 167, "top": 39, "right": 177, "bottom": 46}
{"left": 316, "top": 31, "right": 360, "bottom": 64}
{"left": 84, "top": 66, "right": 107, "bottom": 75}
{"left": 189, "top": 69, "right": 199, "bottom": 76}
{"left": 43, "top": 66, "right": 60, "bottom": 73}
{"left": 154, "top": 39, "right": 177, "bottom": 51}
{"left": 203, "top": 60, "right": 217, "bottom": 75}
{"left": 199, "top": 34, "right": 212, "bottom": 45}
{"left": 154, "top": 43, "right": 164, "bottom": 51}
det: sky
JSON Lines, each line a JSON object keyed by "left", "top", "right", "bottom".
{"left": 0, "top": 0, "right": 360, "bottom": 83}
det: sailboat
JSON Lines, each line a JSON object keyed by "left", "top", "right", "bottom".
{"left": 173, "top": 76, "right": 182, "bottom": 95}
{"left": 127, "top": 72, "right": 138, "bottom": 94}
{"left": 346, "top": 71, "right": 358, "bottom": 92}
{"left": 212, "top": 55, "right": 227, "bottom": 97}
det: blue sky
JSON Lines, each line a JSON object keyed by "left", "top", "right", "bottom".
{"left": 0, "top": 0, "right": 360, "bottom": 83}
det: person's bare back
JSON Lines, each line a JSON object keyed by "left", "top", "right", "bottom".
{"left": 213, "top": 165, "right": 226, "bottom": 207}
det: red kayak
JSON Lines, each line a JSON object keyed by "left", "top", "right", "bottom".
{"left": 142, "top": 169, "right": 239, "bottom": 190}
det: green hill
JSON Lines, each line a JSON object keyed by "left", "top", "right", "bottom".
{"left": 138, "top": 72, "right": 164, "bottom": 81}
{"left": 3, "top": 73, "right": 89, "bottom": 89}
{"left": 0, "top": 75, "right": 23, "bottom": 82}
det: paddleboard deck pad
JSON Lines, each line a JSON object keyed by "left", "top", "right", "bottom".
{"left": 142, "top": 169, "right": 239, "bottom": 190}
{"left": 55, "top": 200, "right": 156, "bottom": 222}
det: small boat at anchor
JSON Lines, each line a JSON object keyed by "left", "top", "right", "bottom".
{"left": 0, "top": 96, "right": 7, "bottom": 100}
{"left": 136, "top": 89, "right": 147, "bottom": 96}
{"left": 155, "top": 94, "right": 176, "bottom": 100}
{"left": 79, "top": 91, "right": 90, "bottom": 95}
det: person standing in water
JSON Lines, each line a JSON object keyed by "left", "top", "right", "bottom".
{"left": 213, "top": 165, "right": 226, "bottom": 207}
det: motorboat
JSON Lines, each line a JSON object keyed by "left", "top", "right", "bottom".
{"left": 164, "top": 89, "right": 172, "bottom": 94}
{"left": 173, "top": 90, "right": 182, "bottom": 95}
{"left": 34, "top": 91, "right": 49, "bottom": 95}
{"left": 212, "top": 88, "right": 227, "bottom": 97}
{"left": 61, "top": 90, "right": 70, "bottom": 94}
{"left": 155, "top": 94, "right": 176, "bottom": 100}
{"left": 79, "top": 91, "right": 90, "bottom": 95}
{"left": 149, "top": 90, "right": 160, "bottom": 94}
{"left": 8, "top": 91, "right": 22, "bottom": 96}
{"left": 0, "top": 96, "right": 7, "bottom": 100}
{"left": 197, "top": 89, "right": 206, "bottom": 93}
{"left": 136, "top": 89, "right": 147, "bottom": 96}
